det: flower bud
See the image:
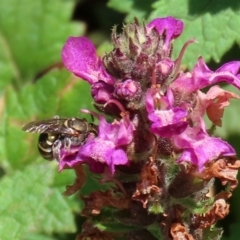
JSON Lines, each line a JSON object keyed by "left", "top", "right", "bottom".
{"left": 114, "top": 79, "right": 142, "bottom": 101}
{"left": 91, "top": 81, "right": 114, "bottom": 104}
{"left": 103, "top": 19, "right": 170, "bottom": 86}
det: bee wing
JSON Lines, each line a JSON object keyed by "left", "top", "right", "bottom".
{"left": 22, "top": 118, "right": 74, "bottom": 134}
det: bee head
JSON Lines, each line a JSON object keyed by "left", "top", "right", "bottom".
{"left": 67, "top": 118, "right": 88, "bottom": 133}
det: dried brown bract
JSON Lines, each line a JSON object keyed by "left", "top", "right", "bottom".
{"left": 82, "top": 190, "right": 131, "bottom": 216}
{"left": 132, "top": 157, "right": 162, "bottom": 208}
{"left": 170, "top": 223, "right": 194, "bottom": 240}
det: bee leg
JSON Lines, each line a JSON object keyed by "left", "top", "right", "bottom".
{"left": 52, "top": 140, "right": 62, "bottom": 161}
{"left": 63, "top": 138, "right": 72, "bottom": 152}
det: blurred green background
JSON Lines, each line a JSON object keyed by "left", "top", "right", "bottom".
{"left": 1, "top": 0, "right": 240, "bottom": 239}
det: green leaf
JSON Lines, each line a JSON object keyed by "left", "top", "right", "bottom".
{"left": 203, "top": 227, "right": 223, "bottom": 240}
{"left": 107, "top": 0, "right": 155, "bottom": 21}
{"left": 171, "top": 196, "right": 214, "bottom": 214}
{"left": 57, "top": 79, "right": 94, "bottom": 118}
{"left": 0, "top": 37, "right": 13, "bottom": 91}
{"left": 149, "top": 0, "right": 240, "bottom": 68}
{"left": 0, "top": 68, "right": 89, "bottom": 238}
{"left": 222, "top": 222, "right": 240, "bottom": 240}
{"left": 81, "top": 168, "right": 115, "bottom": 196}
{"left": 0, "top": 0, "right": 83, "bottom": 88}
{"left": 210, "top": 85, "right": 240, "bottom": 138}
{"left": 0, "top": 51, "right": 93, "bottom": 238}
{"left": 0, "top": 163, "right": 76, "bottom": 240}
{"left": 1, "top": 69, "right": 70, "bottom": 169}
{"left": 0, "top": 216, "right": 21, "bottom": 240}
{"left": 37, "top": 188, "right": 76, "bottom": 234}
{"left": 25, "top": 234, "right": 57, "bottom": 240}
{"left": 94, "top": 220, "right": 140, "bottom": 233}
{"left": 146, "top": 223, "right": 164, "bottom": 240}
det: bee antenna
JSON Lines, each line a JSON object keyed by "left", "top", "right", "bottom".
{"left": 80, "top": 109, "right": 99, "bottom": 121}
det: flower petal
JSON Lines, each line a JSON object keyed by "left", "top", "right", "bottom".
{"left": 172, "top": 57, "right": 240, "bottom": 93}
{"left": 206, "top": 86, "right": 239, "bottom": 126}
{"left": 62, "top": 36, "right": 114, "bottom": 84}
{"left": 149, "top": 108, "right": 188, "bottom": 137}
{"left": 79, "top": 138, "right": 114, "bottom": 164}
{"left": 107, "top": 148, "right": 129, "bottom": 174}
{"left": 98, "top": 116, "right": 134, "bottom": 146}
{"left": 174, "top": 123, "right": 236, "bottom": 171}
{"left": 148, "top": 17, "right": 183, "bottom": 50}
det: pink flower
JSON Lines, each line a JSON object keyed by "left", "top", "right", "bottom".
{"left": 173, "top": 120, "right": 236, "bottom": 171}
{"left": 190, "top": 86, "right": 239, "bottom": 126}
{"left": 146, "top": 88, "right": 188, "bottom": 137}
{"left": 172, "top": 57, "right": 240, "bottom": 94}
{"left": 78, "top": 116, "right": 134, "bottom": 174}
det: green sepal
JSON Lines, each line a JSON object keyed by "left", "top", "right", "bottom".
{"left": 148, "top": 201, "right": 164, "bottom": 214}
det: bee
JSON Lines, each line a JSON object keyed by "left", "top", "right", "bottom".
{"left": 22, "top": 117, "right": 98, "bottom": 161}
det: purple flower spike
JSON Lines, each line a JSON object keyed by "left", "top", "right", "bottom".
{"left": 62, "top": 36, "right": 114, "bottom": 85}
{"left": 78, "top": 116, "right": 134, "bottom": 174}
{"left": 172, "top": 57, "right": 240, "bottom": 94}
{"left": 173, "top": 121, "right": 236, "bottom": 171}
{"left": 27, "top": 16, "right": 240, "bottom": 235}
{"left": 148, "top": 17, "right": 183, "bottom": 51}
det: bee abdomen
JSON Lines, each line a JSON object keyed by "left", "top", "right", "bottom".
{"left": 38, "top": 133, "right": 57, "bottom": 160}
